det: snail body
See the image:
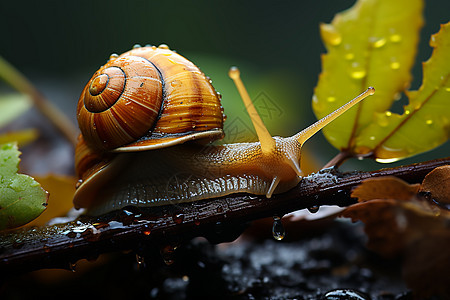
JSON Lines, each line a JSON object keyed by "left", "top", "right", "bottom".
{"left": 74, "top": 45, "right": 374, "bottom": 215}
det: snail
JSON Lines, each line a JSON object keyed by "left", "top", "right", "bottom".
{"left": 73, "top": 44, "right": 374, "bottom": 215}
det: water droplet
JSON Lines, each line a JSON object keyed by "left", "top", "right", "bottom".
{"left": 404, "top": 109, "right": 411, "bottom": 115}
{"left": 69, "top": 262, "right": 77, "bottom": 272}
{"left": 385, "top": 111, "right": 392, "bottom": 117}
{"left": 326, "top": 96, "right": 336, "bottom": 103}
{"left": 307, "top": 206, "right": 320, "bottom": 213}
{"left": 430, "top": 35, "right": 436, "bottom": 44}
{"left": 323, "top": 289, "right": 370, "bottom": 300}
{"left": 390, "top": 61, "right": 400, "bottom": 70}
{"left": 377, "top": 115, "right": 389, "bottom": 127}
{"left": 158, "top": 44, "right": 170, "bottom": 49}
{"left": 142, "top": 224, "right": 152, "bottom": 235}
{"left": 133, "top": 44, "right": 142, "bottom": 49}
{"left": 389, "top": 34, "right": 402, "bottom": 43}
{"left": 371, "top": 37, "right": 386, "bottom": 48}
{"left": 167, "top": 58, "right": 177, "bottom": 64}
{"left": 312, "top": 94, "right": 325, "bottom": 113}
{"left": 426, "top": 119, "right": 433, "bottom": 125}
{"left": 272, "top": 216, "right": 285, "bottom": 241}
{"left": 136, "top": 254, "right": 145, "bottom": 267}
{"left": 350, "top": 69, "right": 366, "bottom": 80}
{"left": 75, "top": 179, "right": 83, "bottom": 188}
{"left": 172, "top": 213, "right": 184, "bottom": 225}
{"left": 160, "top": 245, "right": 177, "bottom": 265}
{"left": 376, "top": 157, "right": 401, "bottom": 163}
{"left": 122, "top": 209, "right": 134, "bottom": 216}
{"left": 109, "top": 53, "right": 119, "bottom": 61}
{"left": 171, "top": 80, "right": 180, "bottom": 87}
{"left": 321, "top": 24, "right": 342, "bottom": 46}
{"left": 344, "top": 52, "right": 355, "bottom": 60}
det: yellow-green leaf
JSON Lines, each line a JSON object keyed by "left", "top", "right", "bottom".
{"left": 0, "top": 93, "right": 32, "bottom": 128}
{"left": 0, "top": 129, "right": 39, "bottom": 147}
{"left": 355, "top": 22, "right": 450, "bottom": 161}
{"left": 0, "top": 143, "right": 48, "bottom": 230}
{"left": 313, "top": 0, "right": 423, "bottom": 152}
{"left": 26, "top": 174, "right": 76, "bottom": 227}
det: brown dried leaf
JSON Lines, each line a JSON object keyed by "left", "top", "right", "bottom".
{"left": 420, "top": 165, "right": 450, "bottom": 205}
{"left": 342, "top": 176, "right": 450, "bottom": 298}
{"left": 351, "top": 176, "right": 420, "bottom": 202}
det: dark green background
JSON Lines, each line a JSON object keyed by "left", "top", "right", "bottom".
{"left": 1, "top": 0, "right": 449, "bottom": 170}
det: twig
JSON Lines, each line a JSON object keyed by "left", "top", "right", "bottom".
{"left": 322, "top": 151, "right": 351, "bottom": 169}
{"left": 0, "top": 156, "right": 449, "bottom": 274}
{"left": 0, "top": 56, "right": 78, "bottom": 147}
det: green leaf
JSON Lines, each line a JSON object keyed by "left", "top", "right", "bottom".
{"left": 313, "top": 0, "right": 423, "bottom": 152}
{"left": 355, "top": 22, "right": 450, "bottom": 161}
{"left": 0, "top": 93, "right": 32, "bottom": 128}
{"left": 0, "top": 143, "right": 48, "bottom": 230}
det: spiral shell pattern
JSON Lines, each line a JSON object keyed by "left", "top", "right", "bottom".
{"left": 77, "top": 45, "right": 224, "bottom": 152}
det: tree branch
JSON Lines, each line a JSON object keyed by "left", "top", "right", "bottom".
{"left": 1, "top": 157, "right": 449, "bottom": 274}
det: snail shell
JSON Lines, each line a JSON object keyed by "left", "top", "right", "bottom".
{"left": 77, "top": 45, "right": 224, "bottom": 152}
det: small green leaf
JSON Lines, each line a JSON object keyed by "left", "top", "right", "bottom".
{"left": 355, "top": 22, "right": 450, "bottom": 161}
{"left": 313, "top": 0, "right": 423, "bottom": 152}
{"left": 0, "top": 143, "right": 48, "bottom": 230}
{"left": 0, "top": 93, "right": 32, "bottom": 128}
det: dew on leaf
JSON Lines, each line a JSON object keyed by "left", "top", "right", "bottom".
{"left": 370, "top": 37, "right": 387, "bottom": 48}
{"left": 390, "top": 61, "right": 401, "bottom": 70}
{"left": 375, "top": 157, "right": 401, "bottom": 163}
{"left": 311, "top": 94, "right": 324, "bottom": 113}
{"left": 376, "top": 115, "right": 389, "bottom": 127}
{"left": 344, "top": 52, "right": 355, "bottom": 60}
{"left": 321, "top": 24, "right": 342, "bottom": 46}
{"left": 349, "top": 64, "right": 366, "bottom": 79}
{"left": 389, "top": 34, "right": 402, "bottom": 43}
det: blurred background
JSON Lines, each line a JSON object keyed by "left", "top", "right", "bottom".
{"left": 0, "top": 0, "right": 449, "bottom": 175}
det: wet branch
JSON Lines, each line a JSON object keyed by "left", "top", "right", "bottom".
{"left": 1, "top": 157, "right": 449, "bottom": 274}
